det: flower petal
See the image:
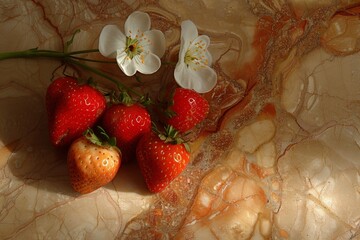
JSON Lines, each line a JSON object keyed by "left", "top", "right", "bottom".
{"left": 189, "top": 35, "right": 212, "bottom": 66}
{"left": 181, "top": 20, "right": 198, "bottom": 43}
{"left": 175, "top": 64, "right": 217, "bottom": 93}
{"left": 205, "top": 50, "right": 213, "bottom": 66}
{"left": 125, "top": 11, "right": 151, "bottom": 38}
{"left": 191, "top": 35, "right": 210, "bottom": 49}
{"left": 174, "top": 63, "right": 191, "bottom": 88}
{"left": 175, "top": 19, "right": 217, "bottom": 93}
{"left": 116, "top": 51, "right": 136, "bottom": 76}
{"left": 178, "top": 21, "right": 197, "bottom": 59}
{"left": 133, "top": 52, "right": 161, "bottom": 74}
{"left": 189, "top": 66, "right": 217, "bottom": 93}
{"left": 142, "top": 30, "right": 166, "bottom": 58}
{"left": 99, "top": 25, "right": 126, "bottom": 58}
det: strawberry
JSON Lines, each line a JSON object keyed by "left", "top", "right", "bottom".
{"left": 45, "top": 76, "right": 77, "bottom": 114}
{"left": 101, "top": 103, "right": 151, "bottom": 162}
{"left": 136, "top": 126, "right": 190, "bottom": 193}
{"left": 46, "top": 77, "right": 106, "bottom": 147}
{"left": 67, "top": 128, "right": 121, "bottom": 194}
{"left": 165, "top": 88, "right": 209, "bottom": 132}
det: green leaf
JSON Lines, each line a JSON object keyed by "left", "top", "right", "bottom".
{"left": 165, "top": 109, "right": 177, "bottom": 118}
{"left": 151, "top": 122, "right": 161, "bottom": 134}
{"left": 108, "top": 136, "right": 117, "bottom": 147}
{"left": 119, "top": 91, "right": 134, "bottom": 105}
{"left": 139, "top": 94, "right": 153, "bottom": 107}
{"left": 97, "top": 126, "right": 110, "bottom": 141}
{"left": 84, "top": 128, "right": 102, "bottom": 146}
{"left": 159, "top": 135, "right": 167, "bottom": 141}
{"left": 183, "top": 142, "right": 191, "bottom": 153}
{"left": 83, "top": 126, "right": 120, "bottom": 148}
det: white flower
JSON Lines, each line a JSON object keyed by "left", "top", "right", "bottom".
{"left": 99, "top": 11, "right": 166, "bottom": 76}
{"left": 174, "top": 20, "right": 217, "bottom": 93}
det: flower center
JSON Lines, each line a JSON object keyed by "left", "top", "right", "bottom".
{"left": 125, "top": 36, "right": 142, "bottom": 59}
{"left": 184, "top": 51, "right": 196, "bottom": 65}
{"left": 129, "top": 44, "right": 135, "bottom": 52}
{"left": 184, "top": 40, "right": 208, "bottom": 71}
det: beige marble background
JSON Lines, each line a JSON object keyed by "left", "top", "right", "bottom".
{"left": 1, "top": 0, "right": 360, "bottom": 239}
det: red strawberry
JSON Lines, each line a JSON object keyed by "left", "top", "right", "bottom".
{"left": 46, "top": 77, "right": 77, "bottom": 114}
{"left": 101, "top": 103, "right": 151, "bottom": 162}
{"left": 136, "top": 127, "right": 190, "bottom": 193}
{"left": 46, "top": 77, "right": 106, "bottom": 147}
{"left": 67, "top": 128, "right": 121, "bottom": 194}
{"left": 166, "top": 88, "right": 209, "bottom": 132}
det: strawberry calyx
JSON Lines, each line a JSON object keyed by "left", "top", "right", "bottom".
{"left": 109, "top": 90, "right": 153, "bottom": 108}
{"left": 164, "top": 109, "right": 177, "bottom": 118}
{"left": 84, "top": 126, "right": 117, "bottom": 148}
{"left": 118, "top": 91, "right": 134, "bottom": 106}
{"left": 139, "top": 94, "right": 153, "bottom": 107}
{"left": 107, "top": 91, "right": 134, "bottom": 106}
{"left": 152, "top": 124, "right": 191, "bottom": 152}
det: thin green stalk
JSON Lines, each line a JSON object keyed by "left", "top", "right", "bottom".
{"left": 69, "top": 55, "right": 117, "bottom": 64}
{"left": 0, "top": 48, "right": 100, "bottom": 61}
{"left": 0, "top": 49, "right": 66, "bottom": 60}
{"left": 66, "top": 58, "right": 141, "bottom": 97}
{"left": 0, "top": 48, "right": 142, "bottom": 97}
{"left": 30, "top": 49, "right": 59, "bottom": 53}
{"left": 66, "top": 49, "right": 100, "bottom": 55}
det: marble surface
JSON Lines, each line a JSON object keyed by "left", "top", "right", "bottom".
{"left": 1, "top": 0, "right": 360, "bottom": 239}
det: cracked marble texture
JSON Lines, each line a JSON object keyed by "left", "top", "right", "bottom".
{"left": 1, "top": 0, "right": 360, "bottom": 239}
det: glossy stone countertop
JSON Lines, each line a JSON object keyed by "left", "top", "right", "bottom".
{"left": 1, "top": 0, "right": 360, "bottom": 239}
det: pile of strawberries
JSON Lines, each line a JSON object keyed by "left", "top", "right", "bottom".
{"left": 46, "top": 76, "right": 209, "bottom": 194}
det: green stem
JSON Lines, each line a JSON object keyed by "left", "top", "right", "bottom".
{"left": 66, "top": 58, "right": 141, "bottom": 97}
{"left": 69, "top": 55, "right": 117, "bottom": 64}
{"left": 0, "top": 48, "right": 142, "bottom": 97}
{"left": 0, "top": 48, "right": 100, "bottom": 61}
{"left": 0, "top": 49, "right": 66, "bottom": 60}
{"left": 67, "top": 49, "right": 100, "bottom": 55}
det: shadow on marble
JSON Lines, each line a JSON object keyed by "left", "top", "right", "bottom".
{"left": 6, "top": 131, "right": 154, "bottom": 198}
{"left": 104, "top": 160, "right": 153, "bottom": 196}
{"left": 6, "top": 138, "right": 80, "bottom": 198}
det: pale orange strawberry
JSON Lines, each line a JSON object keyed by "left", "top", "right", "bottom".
{"left": 67, "top": 128, "right": 121, "bottom": 194}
